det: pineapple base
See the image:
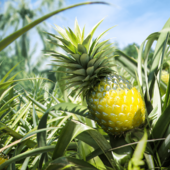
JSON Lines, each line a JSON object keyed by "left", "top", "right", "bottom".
{"left": 87, "top": 74, "right": 146, "bottom": 135}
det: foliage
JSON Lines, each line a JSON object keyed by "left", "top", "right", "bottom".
{"left": 0, "top": 1, "right": 170, "bottom": 170}
{"left": 122, "top": 43, "right": 154, "bottom": 61}
{"left": 123, "top": 43, "right": 140, "bottom": 59}
{"left": 0, "top": 0, "right": 65, "bottom": 73}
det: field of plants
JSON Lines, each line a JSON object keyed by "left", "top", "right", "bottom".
{"left": 0, "top": 1, "right": 170, "bottom": 170}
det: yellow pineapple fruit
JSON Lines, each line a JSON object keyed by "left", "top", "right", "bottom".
{"left": 87, "top": 74, "right": 145, "bottom": 135}
{"left": 161, "top": 70, "right": 169, "bottom": 84}
{"left": 46, "top": 19, "right": 146, "bottom": 135}
{"left": 0, "top": 153, "right": 8, "bottom": 165}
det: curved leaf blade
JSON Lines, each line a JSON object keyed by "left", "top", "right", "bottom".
{"left": 0, "top": 2, "right": 109, "bottom": 51}
{"left": 0, "top": 146, "right": 55, "bottom": 170}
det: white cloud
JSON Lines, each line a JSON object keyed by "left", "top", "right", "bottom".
{"left": 45, "top": 0, "right": 170, "bottom": 50}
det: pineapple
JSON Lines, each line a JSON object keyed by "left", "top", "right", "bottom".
{"left": 47, "top": 19, "right": 146, "bottom": 135}
{"left": 0, "top": 153, "right": 8, "bottom": 165}
{"left": 161, "top": 70, "right": 169, "bottom": 84}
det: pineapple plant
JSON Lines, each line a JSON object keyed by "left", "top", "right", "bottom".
{"left": 46, "top": 19, "right": 146, "bottom": 135}
{"left": 1, "top": 2, "right": 170, "bottom": 169}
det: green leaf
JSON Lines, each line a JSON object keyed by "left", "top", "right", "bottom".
{"left": 78, "top": 44, "right": 87, "bottom": 54}
{"left": 114, "top": 49, "right": 138, "bottom": 78}
{"left": 0, "top": 85, "right": 16, "bottom": 104}
{"left": 115, "top": 47, "right": 167, "bottom": 93}
{"left": 109, "top": 135, "right": 133, "bottom": 167}
{"left": 21, "top": 157, "right": 30, "bottom": 170}
{"left": 86, "top": 66, "right": 94, "bottom": 76}
{"left": 73, "top": 69, "right": 86, "bottom": 76}
{"left": 86, "top": 148, "right": 103, "bottom": 161}
{"left": 51, "top": 52, "right": 75, "bottom": 62}
{"left": 83, "top": 75, "right": 90, "bottom": 82}
{"left": 32, "top": 104, "right": 38, "bottom": 128}
{"left": 87, "top": 130, "right": 118, "bottom": 169}
{"left": 0, "top": 62, "right": 20, "bottom": 83}
{"left": 54, "top": 24, "right": 69, "bottom": 41}
{"left": 87, "top": 58, "right": 97, "bottom": 67}
{"left": 52, "top": 120, "right": 117, "bottom": 169}
{"left": 137, "top": 41, "right": 145, "bottom": 86}
{"left": 68, "top": 27, "right": 79, "bottom": 46}
{"left": 44, "top": 157, "right": 98, "bottom": 170}
{"left": 144, "top": 154, "right": 155, "bottom": 170}
{"left": 80, "top": 54, "right": 90, "bottom": 67}
{"left": 100, "top": 47, "right": 115, "bottom": 59}
{"left": 128, "top": 130, "right": 147, "bottom": 169}
{"left": 152, "top": 78, "right": 162, "bottom": 126}
{"left": 85, "top": 19, "right": 104, "bottom": 52}
{"left": 77, "top": 131, "right": 99, "bottom": 148}
{"left": 52, "top": 120, "right": 93, "bottom": 160}
{"left": 36, "top": 103, "right": 89, "bottom": 158}
{"left": 25, "top": 93, "right": 57, "bottom": 117}
{"left": 97, "top": 26, "right": 116, "bottom": 43}
{"left": 0, "top": 1, "right": 109, "bottom": 51}
{"left": 70, "top": 54, "right": 81, "bottom": 63}
{"left": 91, "top": 40, "right": 109, "bottom": 58}
{"left": 94, "top": 67, "right": 104, "bottom": 74}
{"left": 151, "top": 104, "right": 170, "bottom": 139}
{"left": 21, "top": 127, "right": 61, "bottom": 142}
{"left": 93, "top": 50, "right": 105, "bottom": 59}
{"left": 74, "top": 18, "right": 82, "bottom": 43}
{"left": 70, "top": 76, "right": 84, "bottom": 82}
{"left": 77, "top": 140, "right": 106, "bottom": 169}
{"left": 0, "top": 94, "right": 20, "bottom": 118}
{"left": 82, "top": 26, "right": 85, "bottom": 42}
{"left": 133, "top": 130, "right": 147, "bottom": 159}
{"left": 49, "top": 34, "right": 76, "bottom": 53}
{"left": 158, "top": 133, "right": 170, "bottom": 164}
{"left": 82, "top": 34, "right": 92, "bottom": 50}
{"left": 11, "top": 102, "right": 32, "bottom": 129}
{"left": 162, "top": 67, "right": 170, "bottom": 112}
{"left": 94, "top": 58, "right": 104, "bottom": 70}
{"left": 148, "top": 18, "right": 170, "bottom": 88}
{"left": 0, "top": 121, "right": 36, "bottom": 149}
{"left": 0, "top": 146, "right": 55, "bottom": 170}
{"left": 143, "top": 38, "right": 155, "bottom": 101}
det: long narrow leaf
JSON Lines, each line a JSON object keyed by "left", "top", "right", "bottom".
{"left": 44, "top": 156, "right": 98, "bottom": 170}
{"left": 52, "top": 120, "right": 117, "bottom": 169}
{"left": 151, "top": 104, "right": 170, "bottom": 139}
{"left": 0, "top": 2, "right": 109, "bottom": 51}
{"left": 148, "top": 19, "right": 170, "bottom": 88}
{"left": 0, "top": 146, "right": 55, "bottom": 170}
{"left": 0, "top": 122, "right": 36, "bottom": 148}
{"left": 158, "top": 133, "right": 170, "bottom": 164}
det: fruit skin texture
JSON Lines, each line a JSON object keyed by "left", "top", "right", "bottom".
{"left": 87, "top": 74, "right": 146, "bottom": 135}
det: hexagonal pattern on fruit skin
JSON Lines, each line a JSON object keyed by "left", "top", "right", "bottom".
{"left": 87, "top": 74, "right": 146, "bottom": 135}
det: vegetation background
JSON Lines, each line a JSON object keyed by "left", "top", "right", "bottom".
{"left": 0, "top": 0, "right": 170, "bottom": 170}
{"left": 0, "top": 0, "right": 160, "bottom": 80}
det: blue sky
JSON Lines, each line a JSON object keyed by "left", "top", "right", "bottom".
{"left": 1, "top": 0, "right": 170, "bottom": 68}
{"left": 43, "top": 0, "right": 170, "bottom": 48}
{"left": 1, "top": 0, "right": 170, "bottom": 49}
{"left": 28, "top": 0, "right": 170, "bottom": 68}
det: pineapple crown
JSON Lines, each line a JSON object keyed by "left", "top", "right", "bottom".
{"left": 46, "top": 19, "right": 116, "bottom": 97}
